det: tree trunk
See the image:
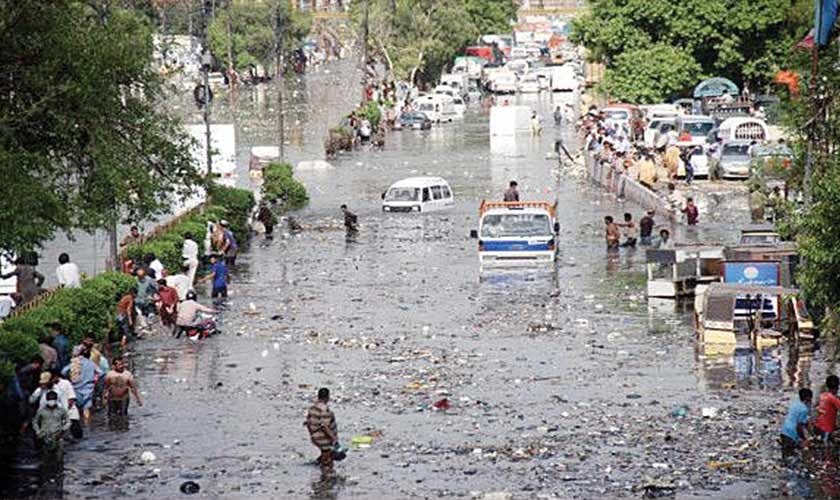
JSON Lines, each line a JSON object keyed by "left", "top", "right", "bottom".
{"left": 226, "top": 4, "right": 235, "bottom": 87}
{"left": 377, "top": 38, "right": 394, "bottom": 80}
{"left": 409, "top": 49, "right": 424, "bottom": 88}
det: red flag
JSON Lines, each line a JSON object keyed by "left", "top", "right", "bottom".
{"left": 795, "top": 29, "right": 816, "bottom": 50}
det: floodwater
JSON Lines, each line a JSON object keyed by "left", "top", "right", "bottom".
{"left": 29, "top": 59, "right": 833, "bottom": 499}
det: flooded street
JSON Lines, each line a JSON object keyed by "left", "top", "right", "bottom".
{"left": 58, "top": 61, "right": 826, "bottom": 499}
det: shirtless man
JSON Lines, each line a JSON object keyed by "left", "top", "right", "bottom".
{"left": 104, "top": 357, "right": 142, "bottom": 430}
{"left": 604, "top": 216, "right": 620, "bottom": 251}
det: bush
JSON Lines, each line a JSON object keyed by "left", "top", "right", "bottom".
{"left": 0, "top": 331, "right": 40, "bottom": 368}
{"left": 209, "top": 185, "right": 255, "bottom": 244}
{"left": 0, "top": 360, "right": 14, "bottom": 385}
{"left": 123, "top": 185, "right": 254, "bottom": 271}
{"left": 262, "top": 163, "right": 309, "bottom": 211}
{"left": 359, "top": 101, "right": 382, "bottom": 130}
{"left": 326, "top": 126, "right": 354, "bottom": 156}
{"left": 0, "top": 271, "right": 136, "bottom": 356}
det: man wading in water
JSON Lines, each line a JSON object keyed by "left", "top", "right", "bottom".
{"left": 604, "top": 216, "right": 620, "bottom": 251}
{"left": 341, "top": 205, "right": 358, "bottom": 235}
{"left": 305, "top": 388, "right": 339, "bottom": 477}
{"left": 104, "top": 357, "right": 142, "bottom": 430}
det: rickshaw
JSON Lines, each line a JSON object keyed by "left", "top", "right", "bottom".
{"left": 645, "top": 246, "right": 725, "bottom": 299}
{"left": 696, "top": 282, "right": 809, "bottom": 345}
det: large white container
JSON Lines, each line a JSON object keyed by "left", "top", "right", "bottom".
{"left": 489, "top": 105, "right": 532, "bottom": 136}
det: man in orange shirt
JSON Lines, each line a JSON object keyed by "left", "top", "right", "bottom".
{"left": 815, "top": 375, "right": 840, "bottom": 449}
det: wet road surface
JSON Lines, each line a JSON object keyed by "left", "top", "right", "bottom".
{"left": 54, "top": 65, "right": 829, "bottom": 499}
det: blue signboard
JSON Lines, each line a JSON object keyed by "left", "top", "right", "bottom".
{"left": 723, "top": 261, "right": 780, "bottom": 286}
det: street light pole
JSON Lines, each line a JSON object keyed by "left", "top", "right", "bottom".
{"left": 275, "top": 2, "right": 286, "bottom": 161}
{"left": 363, "top": 0, "right": 369, "bottom": 69}
{"left": 203, "top": 50, "right": 213, "bottom": 180}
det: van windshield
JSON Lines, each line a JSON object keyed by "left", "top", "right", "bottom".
{"left": 605, "top": 110, "right": 629, "bottom": 121}
{"left": 480, "top": 213, "right": 551, "bottom": 238}
{"left": 385, "top": 187, "right": 420, "bottom": 202}
{"left": 683, "top": 122, "right": 714, "bottom": 136}
{"left": 418, "top": 103, "right": 435, "bottom": 112}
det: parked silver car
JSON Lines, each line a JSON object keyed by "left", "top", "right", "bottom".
{"left": 711, "top": 140, "right": 752, "bottom": 179}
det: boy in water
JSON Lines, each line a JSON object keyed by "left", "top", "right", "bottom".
{"left": 815, "top": 375, "right": 840, "bottom": 451}
{"left": 780, "top": 388, "right": 812, "bottom": 459}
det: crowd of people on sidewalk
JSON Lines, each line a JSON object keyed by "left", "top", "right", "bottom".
{"left": 8, "top": 326, "right": 142, "bottom": 489}
{"left": 579, "top": 107, "right": 702, "bottom": 225}
{"left": 3, "top": 219, "right": 241, "bottom": 490}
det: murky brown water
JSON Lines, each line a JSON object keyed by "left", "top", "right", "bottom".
{"left": 29, "top": 59, "right": 831, "bottom": 499}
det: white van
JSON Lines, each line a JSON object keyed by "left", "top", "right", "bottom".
{"left": 440, "top": 73, "right": 467, "bottom": 97}
{"left": 382, "top": 177, "right": 454, "bottom": 213}
{"left": 675, "top": 115, "right": 716, "bottom": 147}
{"left": 413, "top": 94, "right": 457, "bottom": 123}
{"left": 490, "top": 71, "right": 517, "bottom": 94}
{"left": 718, "top": 117, "right": 769, "bottom": 142}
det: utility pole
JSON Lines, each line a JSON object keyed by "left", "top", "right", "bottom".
{"left": 275, "top": 1, "right": 286, "bottom": 160}
{"left": 202, "top": 0, "right": 213, "bottom": 181}
{"left": 362, "top": 0, "right": 369, "bottom": 101}
{"left": 362, "top": 0, "right": 369, "bottom": 69}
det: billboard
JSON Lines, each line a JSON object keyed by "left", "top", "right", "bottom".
{"left": 722, "top": 261, "right": 780, "bottom": 286}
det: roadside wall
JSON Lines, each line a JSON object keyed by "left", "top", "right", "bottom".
{"left": 585, "top": 152, "right": 677, "bottom": 221}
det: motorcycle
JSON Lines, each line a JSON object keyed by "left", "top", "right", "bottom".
{"left": 176, "top": 313, "right": 219, "bottom": 340}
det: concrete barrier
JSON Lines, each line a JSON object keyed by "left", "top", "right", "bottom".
{"left": 585, "top": 153, "right": 677, "bottom": 221}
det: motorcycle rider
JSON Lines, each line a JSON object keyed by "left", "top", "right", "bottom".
{"left": 175, "top": 291, "right": 217, "bottom": 338}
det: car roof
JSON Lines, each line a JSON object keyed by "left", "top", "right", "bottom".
{"left": 389, "top": 177, "right": 450, "bottom": 188}
{"left": 483, "top": 207, "right": 550, "bottom": 216}
{"left": 677, "top": 114, "right": 714, "bottom": 122}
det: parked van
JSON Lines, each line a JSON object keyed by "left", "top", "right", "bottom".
{"left": 675, "top": 115, "right": 716, "bottom": 147}
{"left": 642, "top": 104, "right": 679, "bottom": 120}
{"left": 718, "top": 117, "right": 769, "bottom": 142}
{"left": 440, "top": 73, "right": 467, "bottom": 96}
{"left": 382, "top": 177, "right": 454, "bottom": 213}
{"left": 489, "top": 70, "right": 517, "bottom": 94}
{"left": 505, "top": 59, "right": 529, "bottom": 77}
{"left": 645, "top": 117, "right": 675, "bottom": 148}
{"left": 452, "top": 56, "right": 484, "bottom": 81}
{"left": 413, "top": 94, "right": 457, "bottom": 123}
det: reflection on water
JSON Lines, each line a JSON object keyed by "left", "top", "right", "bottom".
{"left": 697, "top": 342, "right": 815, "bottom": 391}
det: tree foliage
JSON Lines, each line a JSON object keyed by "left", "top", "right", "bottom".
{"left": 601, "top": 45, "right": 702, "bottom": 104}
{"left": 776, "top": 39, "right": 840, "bottom": 324}
{"left": 356, "top": 0, "right": 511, "bottom": 85}
{"left": 464, "top": 0, "right": 517, "bottom": 35}
{"left": 571, "top": 0, "right": 810, "bottom": 101}
{"left": 207, "top": 0, "right": 312, "bottom": 72}
{"left": 0, "top": 1, "right": 203, "bottom": 254}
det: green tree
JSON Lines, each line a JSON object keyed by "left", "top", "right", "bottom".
{"left": 464, "top": 0, "right": 517, "bottom": 35}
{"left": 0, "top": 1, "right": 202, "bottom": 254}
{"left": 775, "top": 38, "right": 840, "bottom": 331}
{"left": 571, "top": 0, "right": 809, "bottom": 92}
{"left": 207, "top": 0, "right": 312, "bottom": 74}
{"left": 601, "top": 45, "right": 702, "bottom": 103}
{"left": 356, "top": 0, "right": 480, "bottom": 85}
